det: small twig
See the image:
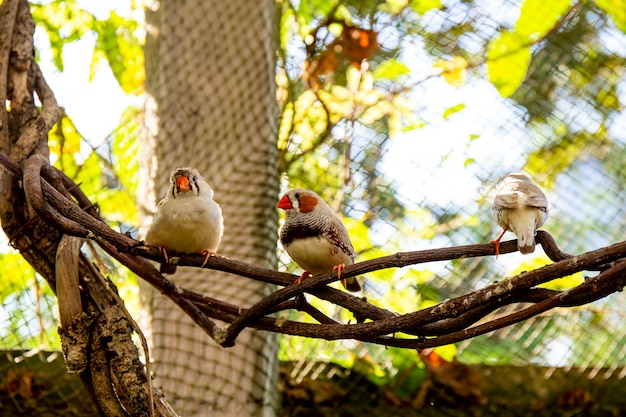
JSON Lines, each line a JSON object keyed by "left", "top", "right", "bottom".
{"left": 295, "top": 295, "right": 340, "bottom": 325}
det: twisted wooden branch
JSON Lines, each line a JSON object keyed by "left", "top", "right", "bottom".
{"left": 3, "top": 149, "right": 625, "bottom": 350}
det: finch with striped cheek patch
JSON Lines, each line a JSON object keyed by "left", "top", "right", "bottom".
{"left": 277, "top": 188, "right": 361, "bottom": 292}
{"left": 491, "top": 173, "right": 549, "bottom": 257}
{"left": 145, "top": 167, "right": 224, "bottom": 274}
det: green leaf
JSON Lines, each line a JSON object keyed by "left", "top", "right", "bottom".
{"left": 442, "top": 103, "right": 466, "bottom": 120}
{"left": 49, "top": 115, "right": 83, "bottom": 175}
{"left": 0, "top": 253, "right": 36, "bottom": 304}
{"left": 372, "top": 59, "right": 410, "bottom": 81}
{"left": 487, "top": 31, "right": 532, "bottom": 97}
{"left": 385, "top": 348, "right": 427, "bottom": 397}
{"left": 434, "top": 57, "right": 468, "bottom": 86}
{"left": 111, "top": 106, "right": 141, "bottom": 196}
{"left": 279, "top": 4, "right": 296, "bottom": 52}
{"left": 516, "top": 0, "right": 573, "bottom": 42}
{"left": 379, "top": 0, "right": 409, "bottom": 15}
{"left": 526, "top": 130, "right": 604, "bottom": 180}
{"left": 92, "top": 12, "right": 144, "bottom": 94}
{"left": 594, "top": 0, "right": 626, "bottom": 33}
{"left": 296, "top": 0, "right": 338, "bottom": 28}
{"left": 31, "top": 0, "right": 94, "bottom": 72}
{"left": 409, "top": 0, "right": 444, "bottom": 15}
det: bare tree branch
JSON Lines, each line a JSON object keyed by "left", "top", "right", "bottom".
{"left": 2, "top": 149, "right": 625, "bottom": 350}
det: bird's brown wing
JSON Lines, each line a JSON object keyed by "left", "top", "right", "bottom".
{"left": 326, "top": 221, "right": 355, "bottom": 262}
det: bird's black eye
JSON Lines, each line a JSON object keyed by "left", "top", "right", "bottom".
{"left": 294, "top": 192, "right": 300, "bottom": 199}
{"left": 192, "top": 175, "right": 197, "bottom": 182}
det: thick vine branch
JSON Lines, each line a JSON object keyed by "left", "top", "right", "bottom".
{"left": 2, "top": 149, "right": 625, "bottom": 350}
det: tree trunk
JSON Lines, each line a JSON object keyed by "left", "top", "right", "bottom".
{"left": 0, "top": 1, "right": 177, "bottom": 414}
{"left": 140, "top": 0, "right": 280, "bottom": 415}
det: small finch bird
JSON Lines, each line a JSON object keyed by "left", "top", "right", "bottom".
{"left": 277, "top": 188, "right": 361, "bottom": 292}
{"left": 491, "top": 173, "right": 549, "bottom": 256}
{"left": 145, "top": 167, "right": 224, "bottom": 274}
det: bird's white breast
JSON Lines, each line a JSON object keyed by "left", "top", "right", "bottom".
{"left": 285, "top": 236, "right": 353, "bottom": 275}
{"left": 146, "top": 195, "right": 223, "bottom": 254}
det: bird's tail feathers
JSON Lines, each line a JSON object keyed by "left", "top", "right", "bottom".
{"left": 517, "top": 224, "right": 536, "bottom": 254}
{"left": 160, "top": 263, "right": 177, "bottom": 274}
{"left": 344, "top": 277, "right": 362, "bottom": 292}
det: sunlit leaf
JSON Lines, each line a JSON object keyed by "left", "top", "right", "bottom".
{"left": 110, "top": 106, "right": 142, "bottom": 215}
{"left": 372, "top": 59, "right": 410, "bottom": 81}
{"left": 379, "top": 0, "right": 409, "bottom": 15}
{"left": 326, "top": 85, "right": 355, "bottom": 119}
{"left": 291, "top": 90, "right": 328, "bottom": 150}
{"left": 401, "top": 268, "right": 436, "bottom": 287}
{"left": 526, "top": 131, "right": 604, "bottom": 179}
{"left": 0, "top": 253, "right": 36, "bottom": 303}
{"left": 487, "top": 31, "right": 532, "bottom": 97}
{"left": 540, "top": 271, "right": 584, "bottom": 290}
{"left": 442, "top": 103, "right": 466, "bottom": 120}
{"left": 409, "top": 0, "right": 444, "bottom": 14}
{"left": 346, "top": 66, "right": 363, "bottom": 92}
{"left": 344, "top": 218, "right": 373, "bottom": 254}
{"left": 361, "top": 99, "right": 391, "bottom": 125}
{"left": 516, "top": 0, "right": 573, "bottom": 42}
{"left": 296, "top": 0, "right": 314, "bottom": 27}
{"left": 279, "top": 4, "right": 295, "bottom": 52}
{"left": 31, "top": 0, "right": 94, "bottom": 71}
{"left": 434, "top": 56, "right": 467, "bottom": 87}
{"left": 49, "top": 115, "right": 84, "bottom": 174}
{"left": 297, "top": 0, "right": 339, "bottom": 29}
{"left": 92, "top": 11, "right": 144, "bottom": 94}
{"left": 432, "top": 344, "right": 458, "bottom": 362}
{"left": 278, "top": 102, "right": 295, "bottom": 151}
{"left": 464, "top": 157, "right": 475, "bottom": 167}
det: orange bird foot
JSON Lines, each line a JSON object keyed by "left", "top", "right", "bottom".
{"left": 332, "top": 263, "right": 347, "bottom": 288}
{"left": 159, "top": 246, "right": 170, "bottom": 263}
{"left": 294, "top": 271, "right": 313, "bottom": 285}
{"left": 490, "top": 228, "right": 508, "bottom": 259}
{"left": 200, "top": 250, "right": 217, "bottom": 267}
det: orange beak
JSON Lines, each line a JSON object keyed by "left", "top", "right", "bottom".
{"left": 277, "top": 195, "right": 292, "bottom": 210}
{"left": 176, "top": 176, "right": 191, "bottom": 193}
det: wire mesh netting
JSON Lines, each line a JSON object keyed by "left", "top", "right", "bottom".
{"left": 1, "top": 0, "right": 625, "bottom": 415}
{"left": 274, "top": 0, "right": 626, "bottom": 411}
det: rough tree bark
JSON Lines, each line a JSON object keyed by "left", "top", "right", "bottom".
{"left": 140, "top": 0, "right": 280, "bottom": 415}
